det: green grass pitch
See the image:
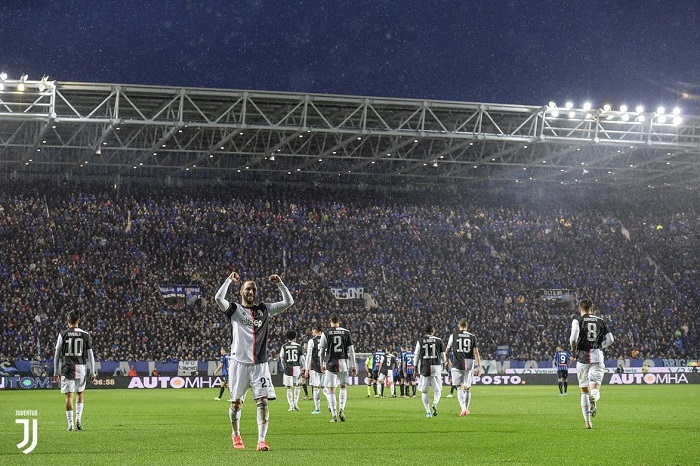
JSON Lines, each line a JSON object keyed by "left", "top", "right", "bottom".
{"left": 1, "top": 385, "right": 698, "bottom": 465}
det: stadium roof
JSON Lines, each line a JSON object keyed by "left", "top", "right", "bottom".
{"left": 1, "top": 78, "right": 699, "bottom": 191}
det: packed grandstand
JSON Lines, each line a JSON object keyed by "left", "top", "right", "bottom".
{"left": 0, "top": 181, "right": 696, "bottom": 367}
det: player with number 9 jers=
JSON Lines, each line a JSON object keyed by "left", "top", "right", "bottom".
{"left": 318, "top": 313, "right": 357, "bottom": 423}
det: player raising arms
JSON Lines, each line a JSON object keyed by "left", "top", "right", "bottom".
{"left": 570, "top": 299, "right": 614, "bottom": 429}
{"left": 215, "top": 271, "right": 294, "bottom": 451}
{"left": 303, "top": 325, "right": 324, "bottom": 414}
{"left": 318, "top": 313, "right": 357, "bottom": 422}
{"left": 444, "top": 318, "right": 481, "bottom": 416}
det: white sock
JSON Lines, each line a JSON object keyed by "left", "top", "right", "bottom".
{"left": 581, "top": 393, "right": 591, "bottom": 423}
{"left": 465, "top": 389, "right": 472, "bottom": 410}
{"left": 590, "top": 389, "right": 600, "bottom": 402}
{"left": 339, "top": 387, "right": 347, "bottom": 411}
{"left": 66, "top": 410, "right": 73, "bottom": 427}
{"left": 286, "top": 388, "right": 294, "bottom": 408}
{"left": 313, "top": 387, "right": 321, "bottom": 410}
{"left": 256, "top": 401, "right": 269, "bottom": 442}
{"left": 433, "top": 387, "right": 441, "bottom": 408}
{"left": 390, "top": 384, "right": 395, "bottom": 396}
{"left": 229, "top": 406, "right": 241, "bottom": 436}
{"left": 325, "top": 390, "right": 337, "bottom": 416}
{"left": 76, "top": 402, "right": 84, "bottom": 421}
{"left": 422, "top": 392, "right": 430, "bottom": 413}
{"left": 457, "top": 387, "right": 466, "bottom": 410}
{"left": 293, "top": 386, "right": 300, "bottom": 406}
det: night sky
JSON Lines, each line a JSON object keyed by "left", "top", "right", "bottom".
{"left": 2, "top": 0, "right": 699, "bottom": 111}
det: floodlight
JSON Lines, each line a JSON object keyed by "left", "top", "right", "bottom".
{"left": 17, "top": 74, "right": 27, "bottom": 92}
{"left": 568, "top": 111, "right": 576, "bottom": 119}
{"left": 672, "top": 107, "right": 681, "bottom": 115}
{"left": 637, "top": 115, "right": 646, "bottom": 122}
{"left": 0, "top": 72, "right": 7, "bottom": 80}
{"left": 583, "top": 102, "right": 592, "bottom": 111}
{"left": 619, "top": 105, "right": 628, "bottom": 113}
{"left": 603, "top": 104, "right": 611, "bottom": 112}
{"left": 657, "top": 115, "right": 667, "bottom": 124}
{"left": 656, "top": 106, "right": 665, "bottom": 114}
{"left": 551, "top": 109, "right": 559, "bottom": 117}
{"left": 432, "top": 160, "right": 438, "bottom": 167}
{"left": 635, "top": 105, "right": 644, "bottom": 113}
{"left": 269, "top": 154, "right": 275, "bottom": 161}
{"left": 621, "top": 114, "right": 630, "bottom": 121}
{"left": 565, "top": 101, "right": 573, "bottom": 109}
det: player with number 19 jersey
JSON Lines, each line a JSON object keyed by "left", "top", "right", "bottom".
{"left": 446, "top": 331, "right": 478, "bottom": 371}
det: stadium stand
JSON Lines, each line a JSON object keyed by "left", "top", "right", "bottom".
{"left": 0, "top": 182, "right": 696, "bottom": 369}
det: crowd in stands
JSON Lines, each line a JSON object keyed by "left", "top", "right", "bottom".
{"left": 0, "top": 181, "right": 697, "bottom": 368}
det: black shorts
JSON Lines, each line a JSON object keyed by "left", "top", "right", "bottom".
{"left": 557, "top": 370, "right": 568, "bottom": 380}
{"left": 404, "top": 373, "right": 415, "bottom": 383}
{"left": 371, "top": 370, "right": 379, "bottom": 380}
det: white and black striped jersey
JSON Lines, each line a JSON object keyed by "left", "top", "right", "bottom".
{"left": 53, "top": 327, "right": 96, "bottom": 379}
{"left": 319, "top": 327, "right": 357, "bottom": 373}
{"left": 570, "top": 314, "right": 613, "bottom": 364}
{"left": 215, "top": 278, "right": 294, "bottom": 364}
{"left": 281, "top": 341, "right": 303, "bottom": 376}
{"left": 446, "top": 331, "right": 478, "bottom": 370}
{"left": 304, "top": 335, "right": 322, "bottom": 372}
{"left": 414, "top": 335, "right": 445, "bottom": 377}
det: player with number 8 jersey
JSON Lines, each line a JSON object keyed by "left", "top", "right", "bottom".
{"left": 570, "top": 299, "right": 614, "bottom": 429}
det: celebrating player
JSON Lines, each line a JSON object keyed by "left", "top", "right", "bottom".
{"left": 53, "top": 311, "right": 97, "bottom": 431}
{"left": 281, "top": 330, "right": 303, "bottom": 411}
{"left": 215, "top": 271, "right": 294, "bottom": 451}
{"left": 444, "top": 318, "right": 481, "bottom": 416}
{"left": 318, "top": 313, "right": 357, "bottom": 422}
{"left": 414, "top": 324, "right": 445, "bottom": 417}
{"left": 570, "top": 299, "right": 614, "bottom": 429}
